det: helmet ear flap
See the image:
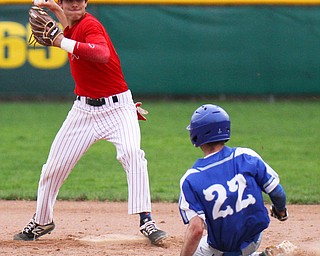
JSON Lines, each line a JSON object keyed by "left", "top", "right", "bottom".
{"left": 191, "top": 135, "right": 198, "bottom": 145}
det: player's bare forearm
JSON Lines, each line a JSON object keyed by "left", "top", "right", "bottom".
{"left": 52, "top": 7, "right": 68, "bottom": 29}
{"left": 180, "top": 217, "right": 204, "bottom": 256}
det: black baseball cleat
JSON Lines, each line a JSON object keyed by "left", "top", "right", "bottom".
{"left": 139, "top": 220, "right": 168, "bottom": 245}
{"left": 13, "top": 215, "right": 55, "bottom": 241}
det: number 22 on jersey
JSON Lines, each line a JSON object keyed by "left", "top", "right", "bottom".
{"left": 203, "top": 174, "right": 256, "bottom": 220}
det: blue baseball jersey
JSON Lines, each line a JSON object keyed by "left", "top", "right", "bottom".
{"left": 179, "top": 146, "right": 280, "bottom": 252}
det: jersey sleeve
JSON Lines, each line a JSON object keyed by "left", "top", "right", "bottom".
{"left": 82, "top": 19, "right": 108, "bottom": 44}
{"left": 255, "top": 156, "right": 280, "bottom": 193}
{"left": 72, "top": 19, "right": 110, "bottom": 63}
{"left": 179, "top": 169, "right": 206, "bottom": 224}
{"left": 239, "top": 148, "right": 280, "bottom": 194}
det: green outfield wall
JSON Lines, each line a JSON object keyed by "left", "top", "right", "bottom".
{"left": 3, "top": 0, "right": 320, "bottom": 5}
{"left": 1, "top": 4, "right": 320, "bottom": 97}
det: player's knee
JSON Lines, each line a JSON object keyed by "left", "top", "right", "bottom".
{"left": 117, "top": 148, "right": 146, "bottom": 167}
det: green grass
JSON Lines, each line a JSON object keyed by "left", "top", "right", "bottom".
{"left": 0, "top": 100, "right": 319, "bottom": 204}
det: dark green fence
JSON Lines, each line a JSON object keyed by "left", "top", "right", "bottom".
{"left": 1, "top": 5, "right": 319, "bottom": 97}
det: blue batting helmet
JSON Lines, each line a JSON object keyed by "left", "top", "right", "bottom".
{"left": 187, "top": 104, "right": 231, "bottom": 147}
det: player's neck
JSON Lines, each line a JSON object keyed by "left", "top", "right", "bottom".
{"left": 67, "top": 12, "right": 86, "bottom": 28}
{"left": 201, "top": 143, "right": 224, "bottom": 157}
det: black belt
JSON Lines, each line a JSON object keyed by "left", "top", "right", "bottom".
{"left": 77, "top": 95, "right": 118, "bottom": 106}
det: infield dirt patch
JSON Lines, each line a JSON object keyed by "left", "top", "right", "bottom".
{"left": 0, "top": 201, "right": 319, "bottom": 255}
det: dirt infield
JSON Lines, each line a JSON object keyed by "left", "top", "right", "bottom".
{"left": 0, "top": 201, "right": 319, "bottom": 256}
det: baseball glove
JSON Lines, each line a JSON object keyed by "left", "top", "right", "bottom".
{"left": 135, "top": 102, "right": 148, "bottom": 121}
{"left": 28, "top": 5, "right": 62, "bottom": 46}
{"left": 270, "top": 205, "right": 289, "bottom": 221}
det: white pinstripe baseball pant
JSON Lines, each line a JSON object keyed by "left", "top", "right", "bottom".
{"left": 35, "top": 90, "right": 151, "bottom": 225}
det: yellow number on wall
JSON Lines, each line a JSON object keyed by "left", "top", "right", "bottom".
{"left": 27, "top": 24, "right": 68, "bottom": 69}
{"left": 0, "top": 22, "right": 68, "bottom": 69}
{"left": 0, "top": 22, "right": 26, "bottom": 69}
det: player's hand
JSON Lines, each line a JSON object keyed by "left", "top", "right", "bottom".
{"left": 270, "top": 205, "right": 289, "bottom": 221}
{"left": 34, "top": 0, "right": 63, "bottom": 16}
{"left": 34, "top": 0, "right": 55, "bottom": 10}
{"left": 135, "top": 102, "right": 148, "bottom": 121}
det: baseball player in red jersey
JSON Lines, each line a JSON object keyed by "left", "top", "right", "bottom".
{"left": 14, "top": 0, "right": 167, "bottom": 245}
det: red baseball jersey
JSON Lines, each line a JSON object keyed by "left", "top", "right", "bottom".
{"left": 64, "top": 13, "right": 128, "bottom": 98}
